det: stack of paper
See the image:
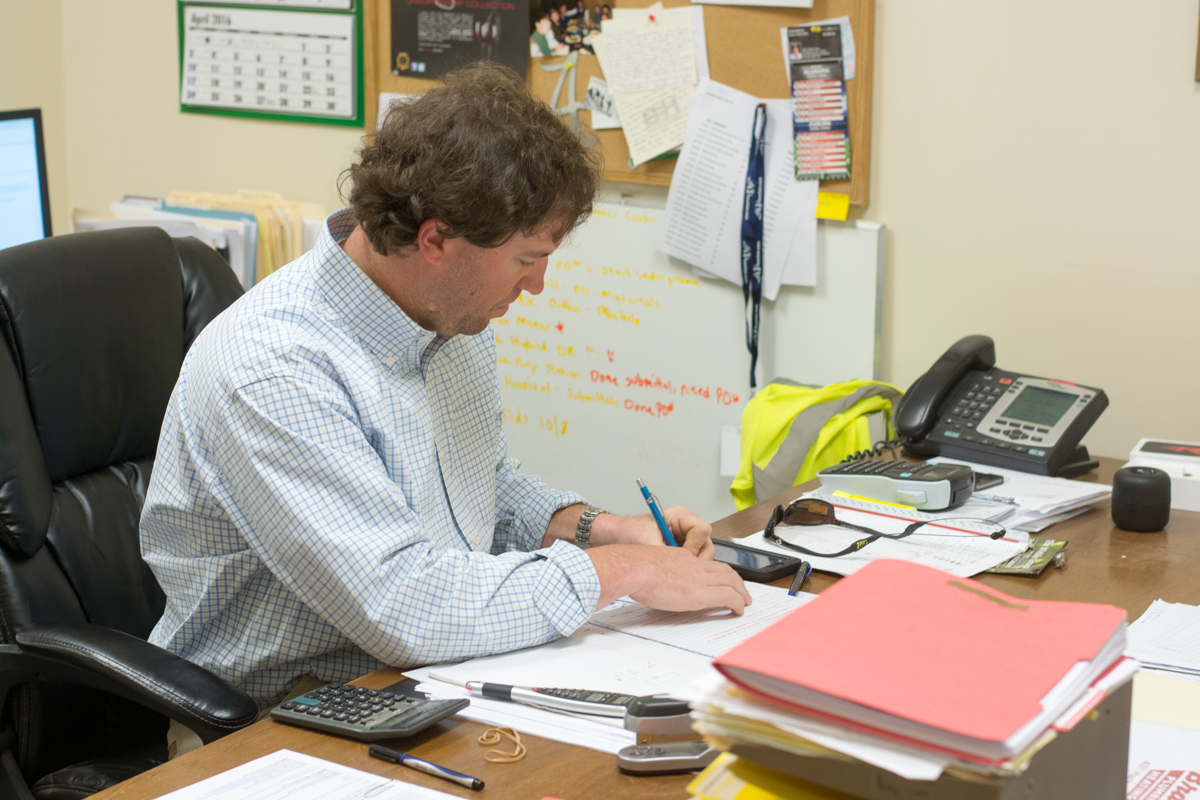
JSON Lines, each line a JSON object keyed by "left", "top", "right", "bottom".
{"left": 1127, "top": 599, "right": 1200, "bottom": 683}
{"left": 405, "top": 583, "right": 817, "bottom": 754}
{"left": 657, "top": 79, "right": 819, "bottom": 298}
{"left": 930, "top": 458, "right": 1113, "bottom": 532}
{"left": 735, "top": 489, "right": 1028, "bottom": 578}
{"left": 681, "top": 560, "right": 1136, "bottom": 783}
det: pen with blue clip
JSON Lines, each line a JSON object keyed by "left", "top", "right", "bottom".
{"left": 787, "top": 560, "right": 812, "bottom": 597}
{"left": 637, "top": 478, "right": 678, "bottom": 547}
{"left": 368, "top": 744, "right": 484, "bottom": 791}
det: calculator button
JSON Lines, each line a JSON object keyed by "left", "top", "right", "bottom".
{"left": 963, "top": 435, "right": 976, "bottom": 442}
{"left": 1037, "top": 428, "right": 1049, "bottom": 433}
{"left": 1032, "top": 436, "right": 1043, "bottom": 442}
{"left": 1013, "top": 446, "right": 1028, "bottom": 453}
{"left": 1023, "top": 425, "right": 1034, "bottom": 430}
{"left": 965, "top": 392, "right": 976, "bottom": 400}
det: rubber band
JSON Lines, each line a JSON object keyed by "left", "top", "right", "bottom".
{"left": 478, "top": 726, "right": 526, "bottom": 763}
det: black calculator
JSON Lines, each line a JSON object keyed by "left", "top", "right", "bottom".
{"left": 270, "top": 682, "right": 469, "bottom": 741}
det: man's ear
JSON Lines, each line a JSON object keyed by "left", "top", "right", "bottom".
{"left": 415, "top": 219, "right": 453, "bottom": 266}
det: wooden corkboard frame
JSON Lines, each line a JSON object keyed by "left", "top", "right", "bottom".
{"left": 363, "top": 0, "right": 874, "bottom": 205}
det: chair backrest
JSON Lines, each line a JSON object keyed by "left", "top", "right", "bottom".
{"left": 0, "top": 228, "right": 243, "bottom": 782}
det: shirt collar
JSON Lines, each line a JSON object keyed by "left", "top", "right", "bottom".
{"left": 308, "top": 208, "right": 438, "bottom": 369}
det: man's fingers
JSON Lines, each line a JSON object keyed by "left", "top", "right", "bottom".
{"left": 709, "top": 585, "right": 747, "bottom": 616}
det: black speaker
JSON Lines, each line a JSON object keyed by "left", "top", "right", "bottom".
{"left": 1112, "top": 467, "right": 1171, "bottom": 533}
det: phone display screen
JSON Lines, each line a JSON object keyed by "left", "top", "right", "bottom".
{"left": 1003, "top": 385, "right": 1078, "bottom": 427}
{"left": 712, "top": 540, "right": 791, "bottom": 569}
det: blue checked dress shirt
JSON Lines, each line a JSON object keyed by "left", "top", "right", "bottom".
{"left": 142, "top": 209, "right": 600, "bottom": 708}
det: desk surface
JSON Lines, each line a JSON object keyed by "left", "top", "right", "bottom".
{"left": 95, "top": 457, "right": 1200, "bottom": 800}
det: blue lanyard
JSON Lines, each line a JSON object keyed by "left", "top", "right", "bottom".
{"left": 741, "top": 103, "right": 767, "bottom": 390}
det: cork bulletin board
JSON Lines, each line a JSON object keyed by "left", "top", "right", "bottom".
{"left": 362, "top": 0, "right": 874, "bottom": 205}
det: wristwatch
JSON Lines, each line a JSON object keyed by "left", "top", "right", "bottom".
{"left": 574, "top": 505, "right": 607, "bottom": 549}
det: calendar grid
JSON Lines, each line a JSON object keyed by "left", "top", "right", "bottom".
{"left": 178, "top": 2, "right": 364, "bottom": 127}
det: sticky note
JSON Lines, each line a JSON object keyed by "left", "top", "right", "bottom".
{"left": 816, "top": 192, "right": 850, "bottom": 220}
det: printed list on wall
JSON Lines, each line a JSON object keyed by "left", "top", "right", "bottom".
{"left": 493, "top": 203, "right": 752, "bottom": 521}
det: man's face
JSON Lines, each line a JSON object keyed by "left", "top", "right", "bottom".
{"left": 434, "top": 227, "right": 559, "bottom": 337}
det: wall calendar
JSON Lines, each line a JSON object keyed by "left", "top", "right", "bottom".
{"left": 178, "top": 0, "right": 364, "bottom": 126}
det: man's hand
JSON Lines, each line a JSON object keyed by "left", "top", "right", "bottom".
{"left": 587, "top": 544, "right": 752, "bottom": 615}
{"left": 589, "top": 506, "right": 714, "bottom": 557}
{"left": 543, "top": 504, "right": 714, "bottom": 557}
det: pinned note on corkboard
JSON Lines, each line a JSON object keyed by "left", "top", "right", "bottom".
{"left": 362, "top": 0, "right": 875, "bottom": 205}
{"left": 495, "top": 205, "right": 883, "bottom": 522}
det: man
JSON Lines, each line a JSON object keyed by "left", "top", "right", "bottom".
{"left": 141, "top": 64, "right": 750, "bottom": 710}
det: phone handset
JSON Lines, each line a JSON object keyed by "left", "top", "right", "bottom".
{"left": 895, "top": 335, "right": 996, "bottom": 442}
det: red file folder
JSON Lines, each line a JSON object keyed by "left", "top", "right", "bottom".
{"left": 713, "top": 559, "right": 1126, "bottom": 759}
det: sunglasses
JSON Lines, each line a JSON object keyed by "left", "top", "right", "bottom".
{"left": 763, "top": 498, "right": 1006, "bottom": 559}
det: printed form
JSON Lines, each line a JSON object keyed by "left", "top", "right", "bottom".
{"left": 657, "top": 79, "right": 818, "bottom": 298}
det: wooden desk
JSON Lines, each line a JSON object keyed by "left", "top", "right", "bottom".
{"left": 95, "top": 456, "right": 1199, "bottom": 800}
{"left": 714, "top": 456, "right": 1200, "bottom": 621}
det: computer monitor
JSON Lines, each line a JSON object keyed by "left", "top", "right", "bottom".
{"left": 0, "top": 108, "right": 52, "bottom": 250}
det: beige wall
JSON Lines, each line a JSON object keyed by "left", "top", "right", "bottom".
{"left": 0, "top": 0, "right": 69, "bottom": 235}
{"left": 10, "top": 0, "right": 1200, "bottom": 459}
{"left": 867, "top": 1, "right": 1200, "bottom": 460}
{"left": 59, "top": 0, "right": 362, "bottom": 217}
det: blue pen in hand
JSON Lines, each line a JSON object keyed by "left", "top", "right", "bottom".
{"left": 637, "top": 478, "right": 678, "bottom": 547}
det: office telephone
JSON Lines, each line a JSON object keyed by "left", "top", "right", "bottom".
{"left": 895, "top": 335, "right": 1108, "bottom": 477}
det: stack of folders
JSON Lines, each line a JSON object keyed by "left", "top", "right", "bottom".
{"left": 679, "top": 560, "right": 1136, "bottom": 795}
{"left": 74, "top": 190, "right": 325, "bottom": 291}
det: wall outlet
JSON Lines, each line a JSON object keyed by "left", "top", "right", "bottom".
{"left": 720, "top": 425, "right": 741, "bottom": 478}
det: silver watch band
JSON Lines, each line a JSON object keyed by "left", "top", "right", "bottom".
{"left": 574, "top": 505, "right": 606, "bottom": 549}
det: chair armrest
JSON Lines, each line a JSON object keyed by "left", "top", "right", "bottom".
{"left": 1, "top": 625, "right": 258, "bottom": 743}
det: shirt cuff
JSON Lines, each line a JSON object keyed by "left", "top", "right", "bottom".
{"left": 531, "top": 539, "right": 601, "bottom": 636}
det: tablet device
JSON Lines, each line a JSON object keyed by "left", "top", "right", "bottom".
{"left": 712, "top": 539, "right": 804, "bottom": 582}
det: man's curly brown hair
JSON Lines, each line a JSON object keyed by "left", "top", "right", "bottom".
{"left": 344, "top": 63, "right": 601, "bottom": 256}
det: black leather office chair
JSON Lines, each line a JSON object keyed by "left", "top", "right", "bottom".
{"left": 0, "top": 228, "right": 260, "bottom": 799}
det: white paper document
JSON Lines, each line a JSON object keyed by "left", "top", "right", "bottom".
{"left": 584, "top": 77, "right": 621, "bottom": 129}
{"left": 592, "top": 12, "right": 696, "bottom": 94}
{"left": 930, "top": 457, "right": 1112, "bottom": 530}
{"left": 415, "top": 679, "right": 636, "bottom": 754}
{"left": 157, "top": 749, "right": 457, "bottom": 800}
{"left": 735, "top": 490, "right": 1028, "bottom": 578}
{"left": 406, "top": 584, "right": 815, "bottom": 753}
{"left": 592, "top": 5, "right": 703, "bottom": 165}
{"left": 1127, "top": 599, "right": 1200, "bottom": 676}
{"left": 657, "top": 80, "right": 818, "bottom": 298}
{"left": 590, "top": 583, "right": 812, "bottom": 658}
{"left": 606, "top": 84, "right": 694, "bottom": 168}
{"left": 693, "top": 0, "right": 812, "bottom": 8}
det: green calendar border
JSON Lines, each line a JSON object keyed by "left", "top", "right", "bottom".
{"left": 177, "top": 1, "right": 365, "bottom": 127}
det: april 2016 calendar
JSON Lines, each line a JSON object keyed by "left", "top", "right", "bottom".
{"left": 180, "top": 4, "right": 361, "bottom": 125}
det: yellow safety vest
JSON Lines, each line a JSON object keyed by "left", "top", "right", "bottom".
{"left": 730, "top": 380, "right": 903, "bottom": 510}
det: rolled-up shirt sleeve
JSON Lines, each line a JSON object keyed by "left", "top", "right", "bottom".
{"left": 204, "top": 373, "right": 601, "bottom": 668}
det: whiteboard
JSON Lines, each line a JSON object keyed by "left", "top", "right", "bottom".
{"left": 495, "top": 203, "right": 884, "bottom": 523}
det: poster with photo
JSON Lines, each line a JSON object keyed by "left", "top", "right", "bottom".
{"left": 528, "top": 0, "right": 613, "bottom": 58}
{"left": 391, "top": 0, "right": 530, "bottom": 81}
